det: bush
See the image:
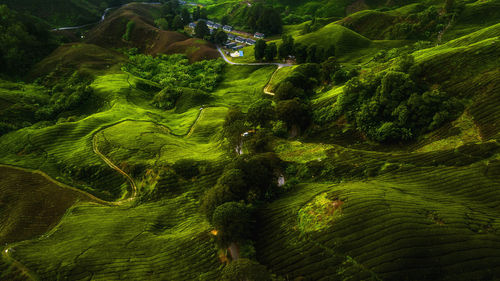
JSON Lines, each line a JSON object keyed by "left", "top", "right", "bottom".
{"left": 245, "top": 129, "right": 273, "bottom": 154}
{"left": 217, "top": 169, "right": 248, "bottom": 199}
{"left": 122, "top": 20, "right": 135, "bottom": 41}
{"left": 223, "top": 108, "right": 248, "bottom": 154}
{"left": 212, "top": 202, "right": 253, "bottom": 245}
{"left": 276, "top": 98, "right": 311, "bottom": 131}
{"left": 232, "top": 153, "right": 281, "bottom": 201}
{"left": 201, "top": 184, "right": 238, "bottom": 221}
{"left": 172, "top": 159, "right": 199, "bottom": 179}
{"left": 122, "top": 54, "right": 225, "bottom": 92}
{"left": 220, "top": 259, "right": 272, "bottom": 281}
{"left": 332, "top": 55, "right": 463, "bottom": 143}
{"left": 247, "top": 99, "right": 274, "bottom": 127}
{"left": 271, "top": 120, "right": 288, "bottom": 137}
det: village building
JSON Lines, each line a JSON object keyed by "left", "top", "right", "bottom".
{"left": 246, "top": 38, "right": 256, "bottom": 45}
{"left": 235, "top": 36, "right": 246, "bottom": 43}
{"left": 254, "top": 32, "right": 265, "bottom": 39}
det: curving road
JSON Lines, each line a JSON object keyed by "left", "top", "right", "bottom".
{"left": 52, "top": 2, "right": 162, "bottom": 31}
{"left": 217, "top": 46, "right": 292, "bottom": 67}
{"left": 217, "top": 46, "right": 292, "bottom": 96}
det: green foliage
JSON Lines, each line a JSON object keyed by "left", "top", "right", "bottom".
{"left": 122, "top": 54, "right": 225, "bottom": 92}
{"left": 246, "top": 4, "right": 283, "bottom": 34}
{"left": 212, "top": 202, "right": 253, "bottom": 245}
{"left": 181, "top": 7, "right": 191, "bottom": 25}
{"left": 201, "top": 184, "right": 238, "bottom": 221}
{"left": 122, "top": 20, "right": 135, "bottom": 41}
{"left": 247, "top": 99, "right": 275, "bottom": 128}
{"left": 172, "top": 15, "right": 184, "bottom": 30}
{"left": 271, "top": 120, "right": 288, "bottom": 137}
{"left": 222, "top": 108, "right": 247, "bottom": 153}
{"left": 172, "top": 159, "right": 200, "bottom": 179}
{"left": 152, "top": 86, "right": 211, "bottom": 111}
{"left": 275, "top": 63, "right": 320, "bottom": 100}
{"left": 212, "top": 29, "right": 228, "bottom": 45}
{"left": 35, "top": 71, "right": 94, "bottom": 121}
{"left": 332, "top": 55, "right": 464, "bottom": 142}
{"left": 155, "top": 17, "right": 169, "bottom": 30}
{"left": 278, "top": 34, "right": 294, "bottom": 60}
{"left": 294, "top": 43, "right": 308, "bottom": 64}
{"left": 390, "top": 6, "right": 448, "bottom": 40}
{"left": 216, "top": 169, "right": 248, "bottom": 199}
{"left": 231, "top": 153, "right": 281, "bottom": 201}
{"left": 0, "top": 5, "right": 57, "bottom": 76}
{"left": 220, "top": 258, "right": 272, "bottom": 281}
{"left": 245, "top": 129, "right": 273, "bottom": 154}
{"left": 264, "top": 43, "right": 278, "bottom": 61}
{"left": 254, "top": 39, "right": 267, "bottom": 61}
{"left": 275, "top": 81, "right": 305, "bottom": 100}
{"left": 320, "top": 57, "right": 341, "bottom": 83}
{"left": 276, "top": 98, "right": 311, "bottom": 131}
{"left": 195, "top": 20, "right": 210, "bottom": 39}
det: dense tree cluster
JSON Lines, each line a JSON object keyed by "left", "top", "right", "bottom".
{"left": 255, "top": 35, "right": 335, "bottom": 64}
{"left": 220, "top": 258, "right": 272, "bottom": 281}
{"left": 122, "top": 20, "right": 135, "bottom": 41}
{"left": 201, "top": 153, "right": 281, "bottom": 236}
{"left": 0, "top": 5, "right": 58, "bottom": 77}
{"left": 193, "top": 20, "right": 227, "bottom": 44}
{"left": 35, "top": 72, "right": 94, "bottom": 121}
{"left": 154, "top": 0, "right": 191, "bottom": 31}
{"left": 152, "top": 87, "right": 209, "bottom": 110}
{"left": 389, "top": 6, "right": 455, "bottom": 40}
{"left": 122, "top": 54, "right": 225, "bottom": 92}
{"left": 245, "top": 4, "right": 283, "bottom": 35}
{"left": 191, "top": 5, "right": 208, "bottom": 21}
{"left": 0, "top": 71, "right": 95, "bottom": 136}
{"left": 329, "top": 54, "right": 463, "bottom": 142}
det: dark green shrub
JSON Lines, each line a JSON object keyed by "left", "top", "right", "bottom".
{"left": 172, "top": 159, "right": 199, "bottom": 179}
{"left": 122, "top": 20, "right": 135, "bottom": 41}
{"left": 217, "top": 169, "right": 248, "bottom": 199}
{"left": 212, "top": 202, "right": 253, "bottom": 245}
{"left": 220, "top": 259, "right": 272, "bottom": 281}
{"left": 201, "top": 184, "right": 238, "bottom": 221}
{"left": 247, "top": 99, "right": 274, "bottom": 127}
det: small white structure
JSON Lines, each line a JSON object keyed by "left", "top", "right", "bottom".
{"left": 278, "top": 175, "right": 285, "bottom": 187}
{"left": 254, "top": 32, "right": 265, "bottom": 39}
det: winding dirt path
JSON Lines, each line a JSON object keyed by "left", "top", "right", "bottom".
{"left": 92, "top": 135, "right": 137, "bottom": 201}
{"left": 217, "top": 46, "right": 291, "bottom": 96}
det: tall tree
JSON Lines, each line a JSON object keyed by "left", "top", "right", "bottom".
{"left": 172, "top": 15, "right": 184, "bottom": 30}
{"left": 306, "top": 43, "right": 318, "bottom": 63}
{"left": 278, "top": 35, "right": 294, "bottom": 60}
{"left": 254, "top": 39, "right": 267, "bottom": 61}
{"left": 200, "top": 7, "right": 208, "bottom": 19}
{"left": 265, "top": 43, "right": 277, "bottom": 61}
{"left": 247, "top": 99, "right": 275, "bottom": 127}
{"left": 195, "top": 20, "right": 210, "bottom": 39}
{"left": 294, "top": 43, "right": 307, "bottom": 64}
{"left": 192, "top": 6, "right": 200, "bottom": 20}
{"left": 181, "top": 7, "right": 191, "bottom": 25}
{"left": 213, "top": 29, "right": 228, "bottom": 45}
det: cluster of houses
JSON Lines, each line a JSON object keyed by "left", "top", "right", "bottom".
{"left": 188, "top": 20, "right": 265, "bottom": 51}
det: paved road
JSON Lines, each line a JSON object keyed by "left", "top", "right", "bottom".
{"left": 217, "top": 46, "right": 292, "bottom": 67}
{"left": 52, "top": 2, "right": 162, "bottom": 31}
